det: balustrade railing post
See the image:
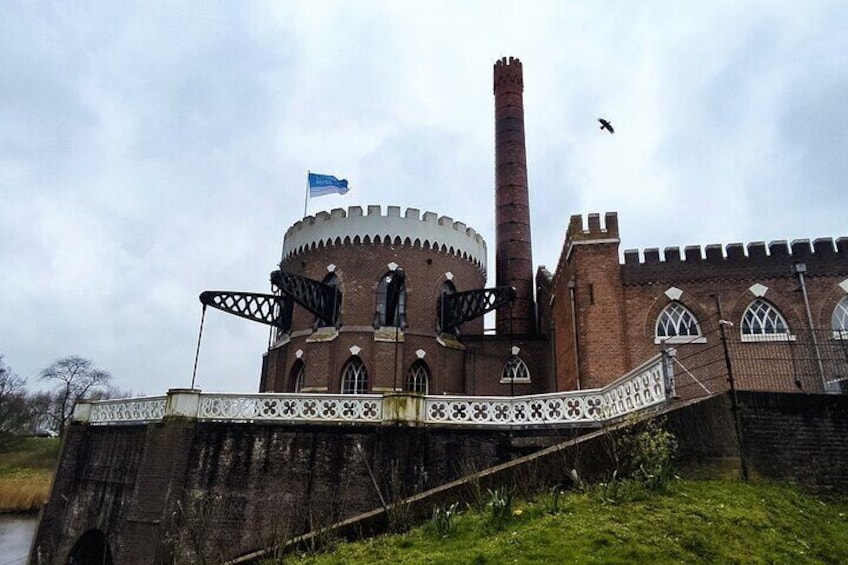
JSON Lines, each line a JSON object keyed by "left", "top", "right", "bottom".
{"left": 165, "top": 388, "right": 202, "bottom": 419}
{"left": 382, "top": 391, "right": 425, "bottom": 425}
{"left": 661, "top": 344, "right": 677, "bottom": 399}
{"left": 72, "top": 401, "right": 92, "bottom": 423}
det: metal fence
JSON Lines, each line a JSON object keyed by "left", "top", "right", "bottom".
{"left": 665, "top": 311, "right": 848, "bottom": 399}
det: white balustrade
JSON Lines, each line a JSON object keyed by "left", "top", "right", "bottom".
{"left": 89, "top": 396, "right": 167, "bottom": 424}
{"left": 81, "top": 353, "right": 669, "bottom": 427}
{"left": 197, "top": 393, "right": 383, "bottom": 423}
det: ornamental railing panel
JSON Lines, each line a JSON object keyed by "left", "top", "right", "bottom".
{"left": 89, "top": 396, "right": 167, "bottom": 424}
{"left": 197, "top": 393, "right": 383, "bottom": 423}
{"left": 81, "top": 353, "right": 668, "bottom": 427}
{"left": 425, "top": 352, "right": 666, "bottom": 427}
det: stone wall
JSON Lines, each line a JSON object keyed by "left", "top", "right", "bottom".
{"left": 32, "top": 391, "right": 848, "bottom": 564}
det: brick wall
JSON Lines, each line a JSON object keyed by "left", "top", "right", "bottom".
{"left": 550, "top": 212, "right": 848, "bottom": 393}
{"left": 737, "top": 391, "right": 848, "bottom": 492}
{"left": 264, "top": 239, "right": 486, "bottom": 394}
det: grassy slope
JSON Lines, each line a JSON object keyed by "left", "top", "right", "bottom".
{"left": 0, "top": 437, "right": 61, "bottom": 513}
{"left": 284, "top": 480, "right": 848, "bottom": 565}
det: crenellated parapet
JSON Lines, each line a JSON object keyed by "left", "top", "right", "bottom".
{"left": 622, "top": 237, "right": 848, "bottom": 284}
{"left": 282, "top": 206, "right": 488, "bottom": 273}
{"left": 493, "top": 56, "right": 523, "bottom": 92}
{"left": 559, "top": 212, "right": 621, "bottom": 265}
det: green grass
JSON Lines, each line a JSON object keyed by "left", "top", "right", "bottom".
{"left": 0, "top": 437, "right": 60, "bottom": 512}
{"left": 279, "top": 480, "right": 848, "bottom": 565}
{"left": 0, "top": 437, "right": 61, "bottom": 475}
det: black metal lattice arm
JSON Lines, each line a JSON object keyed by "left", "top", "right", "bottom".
{"left": 199, "top": 291, "right": 293, "bottom": 329}
{"left": 437, "top": 286, "right": 516, "bottom": 332}
{"left": 270, "top": 270, "right": 341, "bottom": 327}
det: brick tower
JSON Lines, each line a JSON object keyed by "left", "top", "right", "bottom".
{"left": 494, "top": 56, "right": 536, "bottom": 335}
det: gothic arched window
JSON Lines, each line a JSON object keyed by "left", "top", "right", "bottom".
{"left": 438, "top": 280, "right": 459, "bottom": 334}
{"left": 406, "top": 360, "right": 430, "bottom": 394}
{"left": 500, "top": 356, "right": 531, "bottom": 383}
{"left": 741, "top": 299, "right": 791, "bottom": 341}
{"left": 341, "top": 357, "right": 368, "bottom": 394}
{"left": 655, "top": 302, "right": 704, "bottom": 344}
{"left": 289, "top": 360, "right": 305, "bottom": 393}
{"left": 375, "top": 270, "right": 406, "bottom": 328}
{"left": 833, "top": 296, "right": 848, "bottom": 338}
{"left": 314, "top": 272, "right": 340, "bottom": 328}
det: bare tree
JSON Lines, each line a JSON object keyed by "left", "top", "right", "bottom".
{"left": 0, "top": 356, "right": 30, "bottom": 437}
{"left": 39, "top": 355, "right": 112, "bottom": 434}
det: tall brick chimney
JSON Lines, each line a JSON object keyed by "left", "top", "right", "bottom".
{"left": 494, "top": 56, "right": 535, "bottom": 335}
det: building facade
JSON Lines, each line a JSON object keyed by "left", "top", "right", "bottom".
{"left": 255, "top": 56, "right": 848, "bottom": 399}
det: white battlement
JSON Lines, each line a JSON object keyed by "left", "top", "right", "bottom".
{"left": 282, "top": 206, "right": 488, "bottom": 272}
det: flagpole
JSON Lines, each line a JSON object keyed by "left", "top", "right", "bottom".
{"left": 304, "top": 170, "right": 310, "bottom": 218}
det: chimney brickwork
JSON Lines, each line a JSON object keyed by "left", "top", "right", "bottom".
{"left": 494, "top": 56, "right": 536, "bottom": 335}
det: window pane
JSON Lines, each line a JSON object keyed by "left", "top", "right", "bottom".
{"left": 406, "top": 361, "right": 430, "bottom": 394}
{"left": 741, "top": 299, "right": 789, "bottom": 336}
{"left": 656, "top": 302, "right": 701, "bottom": 338}
{"left": 501, "top": 356, "right": 530, "bottom": 382}
{"left": 341, "top": 357, "right": 368, "bottom": 394}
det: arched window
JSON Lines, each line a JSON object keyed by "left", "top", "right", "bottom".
{"left": 314, "top": 272, "right": 340, "bottom": 328}
{"left": 341, "top": 357, "right": 368, "bottom": 394}
{"left": 289, "top": 360, "right": 305, "bottom": 393}
{"left": 406, "top": 360, "right": 430, "bottom": 394}
{"left": 655, "top": 302, "right": 704, "bottom": 344}
{"left": 375, "top": 270, "right": 406, "bottom": 328}
{"left": 833, "top": 296, "right": 848, "bottom": 338}
{"left": 500, "top": 356, "right": 531, "bottom": 383}
{"left": 741, "top": 299, "right": 791, "bottom": 341}
{"left": 438, "top": 280, "right": 459, "bottom": 334}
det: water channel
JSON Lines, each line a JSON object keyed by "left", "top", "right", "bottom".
{"left": 0, "top": 515, "right": 37, "bottom": 565}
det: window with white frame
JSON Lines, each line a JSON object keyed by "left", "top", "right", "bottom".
{"left": 655, "top": 302, "right": 704, "bottom": 344}
{"left": 500, "top": 356, "right": 531, "bottom": 383}
{"left": 341, "top": 357, "right": 368, "bottom": 394}
{"left": 406, "top": 360, "right": 430, "bottom": 394}
{"left": 741, "top": 299, "right": 792, "bottom": 341}
{"left": 290, "top": 360, "right": 305, "bottom": 393}
{"left": 375, "top": 271, "right": 406, "bottom": 327}
{"left": 833, "top": 296, "right": 848, "bottom": 339}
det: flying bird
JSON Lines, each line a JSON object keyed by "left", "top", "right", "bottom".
{"left": 598, "top": 118, "right": 614, "bottom": 134}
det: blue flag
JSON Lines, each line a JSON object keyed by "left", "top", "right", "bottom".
{"left": 308, "top": 172, "right": 350, "bottom": 197}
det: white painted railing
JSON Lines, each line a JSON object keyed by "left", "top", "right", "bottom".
{"left": 77, "top": 353, "right": 669, "bottom": 428}
{"left": 425, "top": 352, "right": 666, "bottom": 426}
{"left": 197, "top": 393, "right": 383, "bottom": 423}
{"left": 87, "top": 396, "right": 167, "bottom": 424}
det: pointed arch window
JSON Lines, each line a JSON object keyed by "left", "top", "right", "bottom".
{"left": 341, "top": 357, "right": 368, "bottom": 394}
{"left": 741, "top": 299, "right": 794, "bottom": 342}
{"left": 375, "top": 270, "right": 406, "bottom": 328}
{"left": 655, "top": 302, "right": 705, "bottom": 344}
{"left": 406, "top": 360, "right": 430, "bottom": 394}
{"left": 289, "top": 360, "right": 305, "bottom": 393}
{"left": 833, "top": 297, "right": 848, "bottom": 339}
{"left": 500, "top": 356, "right": 531, "bottom": 384}
{"left": 314, "top": 272, "right": 340, "bottom": 328}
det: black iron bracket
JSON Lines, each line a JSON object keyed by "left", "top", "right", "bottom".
{"left": 199, "top": 291, "right": 293, "bottom": 329}
{"left": 270, "top": 270, "right": 341, "bottom": 327}
{"left": 437, "top": 286, "right": 516, "bottom": 332}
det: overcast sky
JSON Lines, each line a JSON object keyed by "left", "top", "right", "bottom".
{"left": 2, "top": 1, "right": 846, "bottom": 395}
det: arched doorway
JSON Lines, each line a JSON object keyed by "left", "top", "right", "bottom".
{"left": 67, "top": 529, "right": 113, "bottom": 565}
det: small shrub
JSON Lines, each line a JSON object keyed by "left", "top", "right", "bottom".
{"left": 621, "top": 417, "right": 678, "bottom": 492}
{"left": 426, "top": 502, "right": 460, "bottom": 538}
{"left": 486, "top": 487, "right": 515, "bottom": 527}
